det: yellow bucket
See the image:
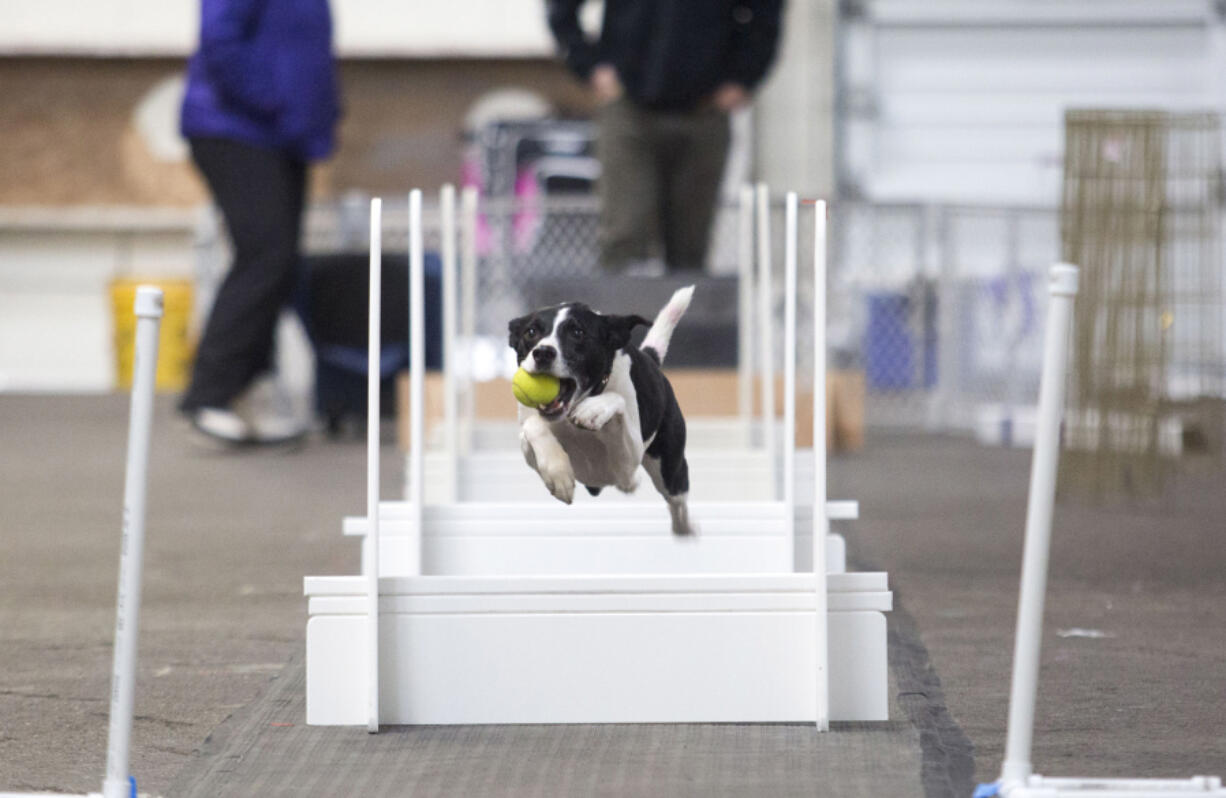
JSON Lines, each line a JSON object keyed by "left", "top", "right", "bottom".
{"left": 111, "top": 278, "right": 195, "bottom": 392}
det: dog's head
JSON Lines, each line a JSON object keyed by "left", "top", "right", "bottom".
{"left": 508, "top": 303, "right": 649, "bottom": 420}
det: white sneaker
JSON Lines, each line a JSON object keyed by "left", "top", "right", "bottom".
{"left": 187, "top": 406, "right": 252, "bottom": 449}
{"left": 232, "top": 376, "right": 307, "bottom": 445}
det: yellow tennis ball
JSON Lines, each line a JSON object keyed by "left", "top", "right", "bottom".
{"left": 512, "top": 368, "right": 561, "bottom": 407}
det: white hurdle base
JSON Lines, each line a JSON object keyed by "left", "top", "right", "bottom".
{"left": 417, "top": 448, "right": 824, "bottom": 504}
{"left": 998, "top": 775, "right": 1226, "bottom": 797}
{"left": 305, "top": 572, "right": 890, "bottom": 725}
{"left": 345, "top": 500, "right": 853, "bottom": 576}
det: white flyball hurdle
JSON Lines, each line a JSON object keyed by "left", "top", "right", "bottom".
{"left": 304, "top": 191, "right": 891, "bottom": 730}
{"left": 400, "top": 185, "right": 839, "bottom": 563}
{"left": 414, "top": 185, "right": 848, "bottom": 577}
{"left": 979, "top": 265, "right": 1226, "bottom": 798}
{"left": 1, "top": 288, "right": 162, "bottom": 798}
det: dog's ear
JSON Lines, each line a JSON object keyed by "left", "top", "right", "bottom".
{"left": 603, "top": 314, "right": 651, "bottom": 351}
{"left": 507, "top": 314, "right": 531, "bottom": 349}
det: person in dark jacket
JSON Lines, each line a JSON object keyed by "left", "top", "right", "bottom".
{"left": 547, "top": 0, "right": 783, "bottom": 273}
{"left": 179, "top": 0, "right": 340, "bottom": 446}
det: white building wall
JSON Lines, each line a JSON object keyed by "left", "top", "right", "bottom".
{"left": 0, "top": 209, "right": 197, "bottom": 393}
{"left": 0, "top": 0, "right": 564, "bottom": 57}
{"left": 755, "top": 0, "right": 837, "bottom": 197}
{"left": 839, "top": 0, "right": 1226, "bottom": 205}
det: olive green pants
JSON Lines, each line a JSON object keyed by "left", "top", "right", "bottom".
{"left": 595, "top": 96, "right": 731, "bottom": 272}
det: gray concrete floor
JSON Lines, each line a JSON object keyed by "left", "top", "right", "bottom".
{"left": 2, "top": 394, "right": 1224, "bottom": 796}
{"left": 831, "top": 433, "right": 1226, "bottom": 784}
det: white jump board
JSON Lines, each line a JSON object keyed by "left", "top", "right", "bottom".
{"left": 351, "top": 499, "right": 858, "bottom": 527}
{"left": 418, "top": 449, "right": 822, "bottom": 504}
{"left": 445, "top": 417, "right": 767, "bottom": 453}
{"left": 304, "top": 572, "right": 891, "bottom": 725}
{"left": 344, "top": 501, "right": 853, "bottom": 575}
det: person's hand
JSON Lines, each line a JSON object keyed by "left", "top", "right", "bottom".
{"left": 711, "top": 83, "right": 749, "bottom": 112}
{"left": 590, "top": 64, "right": 623, "bottom": 104}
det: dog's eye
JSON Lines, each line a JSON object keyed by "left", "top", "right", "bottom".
{"left": 526, "top": 323, "right": 542, "bottom": 339}
{"left": 570, "top": 327, "right": 584, "bottom": 340}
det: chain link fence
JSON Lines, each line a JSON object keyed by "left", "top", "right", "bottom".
{"left": 831, "top": 203, "right": 1059, "bottom": 433}
{"left": 195, "top": 191, "right": 1076, "bottom": 434}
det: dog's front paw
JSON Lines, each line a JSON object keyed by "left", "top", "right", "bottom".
{"left": 538, "top": 456, "right": 575, "bottom": 504}
{"left": 570, "top": 394, "right": 622, "bottom": 431}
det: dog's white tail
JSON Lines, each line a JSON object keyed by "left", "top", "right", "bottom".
{"left": 640, "top": 285, "right": 695, "bottom": 365}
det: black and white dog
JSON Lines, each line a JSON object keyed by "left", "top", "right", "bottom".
{"left": 507, "top": 286, "right": 696, "bottom": 535}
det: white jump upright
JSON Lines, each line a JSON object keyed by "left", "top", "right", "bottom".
{"left": 364, "top": 198, "right": 382, "bottom": 733}
{"left": 812, "top": 199, "right": 830, "bottom": 731}
{"left": 458, "top": 185, "right": 479, "bottom": 457}
{"left": 755, "top": 182, "right": 777, "bottom": 492}
{"left": 982, "top": 264, "right": 1226, "bottom": 798}
{"left": 406, "top": 189, "right": 425, "bottom": 569}
{"left": 1, "top": 287, "right": 163, "bottom": 798}
{"left": 103, "top": 287, "right": 163, "bottom": 798}
{"left": 439, "top": 184, "right": 459, "bottom": 502}
{"left": 738, "top": 184, "right": 756, "bottom": 444}
{"left": 783, "top": 192, "right": 799, "bottom": 562}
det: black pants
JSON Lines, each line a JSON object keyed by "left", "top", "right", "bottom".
{"left": 595, "top": 96, "right": 731, "bottom": 272}
{"left": 180, "top": 137, "right": 307, "bottom": 412}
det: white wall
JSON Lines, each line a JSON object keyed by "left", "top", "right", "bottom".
{"left": 0, "top": 209, "right": 197, "bottom": 392}
{"left": 755, "top": 0, "right": 837, "bottom": 196}
{"left": 839, "top": 0, "right": 1226, "bottom": 205}
{"left": 0, "top": 0, "right": 566, "bottom": 58}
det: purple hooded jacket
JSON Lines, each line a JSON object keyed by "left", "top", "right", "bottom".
{"left": 180, "top": 0, "right": 340, "bottom": 161}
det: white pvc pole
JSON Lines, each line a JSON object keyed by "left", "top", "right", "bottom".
{"left": 755, "top": 183, "right": 776, "bottom": 491}
{"left": 365, "top": 198, "right": 382, "bottom": 734}
{"left": 812, "top": 200, "right": 829, "bottom": 732}
{"left": 459, "top": 186, "right": 478, "bottom": 456}
{"left": 440, "top": 184, "right": 458, "bottom": 502}
{"left": 737, "top": 185, "right": 755, "bottom": 446}
{"left": 101, "top": 286, "right": 162, "bottom": 798}
{"left": 783, "top": 192, "right": 798, "bottom": 568}
{"left": 1000, "top": 263, "right": 1079, "bottom": 787}
{"left": 408, "top": 190, "right": 425, "bottom": 574}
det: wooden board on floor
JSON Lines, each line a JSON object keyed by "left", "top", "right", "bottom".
{"left": 396, "top": 369, "right": 864, "bottom": 453}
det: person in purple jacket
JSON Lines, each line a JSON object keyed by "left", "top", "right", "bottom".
{"left": 179, "top": 0, "right": 340, "bottom": 447}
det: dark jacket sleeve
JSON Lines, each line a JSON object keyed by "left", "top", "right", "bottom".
{"left": 199, "top": 0, "right": 281, "bottom": 119}
{"left": 724, "top": 0, "right": 785, "bottom": 91}
{"left": 546, "top": 0, "right": 600, "bottom": 81}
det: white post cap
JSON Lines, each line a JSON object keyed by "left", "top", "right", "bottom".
{"left": 1049, "top": 263, "right": 1079, "bottom": 297}
{"left": 134, "top": 286, "right": 165, "bottom": 319}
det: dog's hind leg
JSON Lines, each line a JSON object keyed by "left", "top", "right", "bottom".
{"left": 643, "top": 452, "right": 695, "bottom": 536}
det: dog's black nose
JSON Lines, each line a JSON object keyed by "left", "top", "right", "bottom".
{"left": 532, "top": 346, "right": 556, "bottom": 368}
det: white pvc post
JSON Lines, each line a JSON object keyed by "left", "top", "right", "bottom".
{"left": 755, "top": 183, "right": 777, "bottom": 491}
{"left": 459, "top": 186, "right": 478, "bottom": 456}
{"left": 999, "top": 263, "right": 1079, "bottom": 787}
{"left": 783, "top": 192, "right": 798, "bottom": 568}
{"left": 737, "top": 185, "right": 755, "bottom": 446}
{"left": 365, "top": 198, "right": 382, "bottom": 734}
{"left": 812, "top": 200, "right": 829, "bottom": 731}
{"left": 407, "top": 189, "right": 425, "bottom": 573}
{"left": 440, "top": 184, "right": 458, "bottom": 502}
{"left": 101, "top": 286, "right": 162, "bottom": 798}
